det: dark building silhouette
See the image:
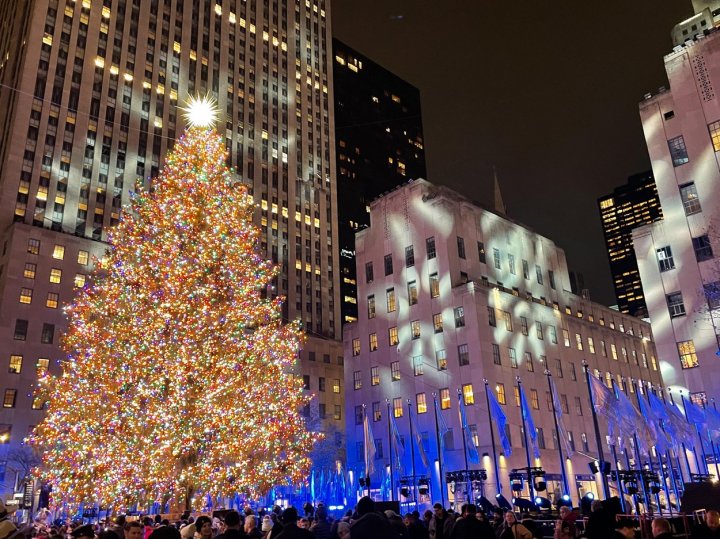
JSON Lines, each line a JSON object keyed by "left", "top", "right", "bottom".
{"left": 598, "top": 171, "right": 663, "bottom": 318}
{"left": 332, "top": 39, "right": 427, "bottom": 323}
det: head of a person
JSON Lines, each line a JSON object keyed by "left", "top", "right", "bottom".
{"left": 148, "top": 526, "right": 181, "bottom": 539}
{"left": 223, "top": 511, "right": 241, "bottom": 530}
{"left": 194, "top": 516, "right": 212, "bottom": 538}
{"left": 651, "top": 518, "right": 670, "bottom": 538}
{"left": 504, "top": 511, "right": 517, "bottom": 525}
{"left": 298, "top": 518, "right": 309, "bottom": 529}
{"left": 143, "top": 518, "right": 153, "bottom": 528}
{"left": 433, "top": 504, "right": 444, "bottom": 519}
{"left": 336, "top": 522, "right": 350, "bottom": 539}
{"left": 116, "top": 517, "right": 127, "bottom": 529}
{"left": 356, "top": 496, "right": 375, "bottom": 517}
{"left": 125, "top": 522, "right": 144, "bottom": 539}
{"left": 315, "top": 506, "right": 327, "bottom": 521}
{"left": 243, "top": 516, "right": 256, "bottom": 532}
{"left": 559, "top": 506, "right": 571, "bottom": 519}
{"left": 281, "top": 507, "right": 299, "bottom": 526}
{"left": 72, "top": 525, "right": 95, "bottom": 539}
{"left": 615, "top": 518, "right": 637, "bottom": 539}
{"left": 261, "top": 516, "right": 272, "bottom": 533}
{"left": 591, "top": 500, "right": 603, "bottom": 513}
{"left": 707, "top": 511, "right": 720, "bottom": 530}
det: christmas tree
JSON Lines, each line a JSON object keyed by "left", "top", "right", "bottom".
{"left": 28, "top": 97, "right": 317, "bottom": 511}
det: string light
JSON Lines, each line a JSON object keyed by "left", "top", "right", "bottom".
{"left": 28, "top": 118, "right": 317, "bottom": 511}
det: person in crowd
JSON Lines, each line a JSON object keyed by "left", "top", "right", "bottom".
{"left": 383, "top": 511, "right": 405, "bottom": 539}
{"left": 428, "top": 504, "right": 451, "bottom": 539}
{"left": 612, "top": 518, "right": 637, "bottom": 539}
{"left": 148, "top": 527, "right": 181, "bottom": 539}
{"left": 584, "top": 500, "right": 612, "bottom": 539}
{"left": 297, "top": 520, "right": 309, "bottom": 531}
{"left": 143, "top": 518, "right": 154, "bottom": 539}
{"left": 260, "top": 517, "right": 273, "bottom": 539}
{"left": 216, "top": 511, "right": 246, "bottom": 539}
{"left": 348, "top": 497, "right": 396, "bottom": 539}
{"left": 0, "top": 502, "right": 19, "bottom": 539}
{"left": 694, "top": 511, "right": 720, "bottom": 539}
{"left": 309, "top": 506, "right": 331, "bottom": 539}
{"left": 72, "top": 525, "right": 96, "bottom": 539}
{"left": 243, "top": 516, "right": 260, "bottom": 539}
{"left": 108, "top": 517, "right": 126, "bottom": 539}
{"left": 335, "top": 523, "right": 349, "bottom": 539}
{"left": 495, "top": 511, "right": 532, "bottom": 539}
{"left": 125, "top": 522, "right": 144, "bottom": 539}
{"left": 422, "top": 512, "right": 432, "bottom": 531}
{"left": 553, "top": 506, "right": 577, "bottom": 539}
{"left": 404, "top": 514, "right": 427, "bottom": 539}
{"left": 274, "top": 508, "right": 314, "bottom": 539}
{"left": 194, "top": 517, "right": 213, "bottom": 539}
{"left": 448, "top": 504, "right": 493, "bottom": 539}
{"left": 651, "top": 518, "right": 673, "bottom": 539}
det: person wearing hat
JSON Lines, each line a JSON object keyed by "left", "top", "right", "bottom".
{"left": 273, "top": 508, "right": 313, "bottom": 539}
{"left": 613, "top": 518, "right": 637, "bottom": 539}
{"left": 72, "top": 525, "right": 96, "bottom": 539}
{"left": 0, "top": 501, "right": 18, "bottom": 539}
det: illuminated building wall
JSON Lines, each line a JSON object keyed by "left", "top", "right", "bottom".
{"left": 634, "top": 24, "right": 720, "bottom": 402}
{"left": 598, "top": 171, "right": 662, "bottom": 318}
{"left": 345, "top": 179, "right": 661, "bottom": 506}
{"left": 332, "top": 38, "right": 426, "bottom": 325}
{"left": 0, "top": 0, "right": 343, "bottom": 500}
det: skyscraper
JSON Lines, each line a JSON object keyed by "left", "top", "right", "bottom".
{"left": 598, "top": 171, "right": 662, "bottom": 318}
{"left": 0, "top": 0, "right": 343, "bottom": 501}
{"left": 634, "top": 13, "right": 720, "bottom": 402}
{"left": 332, "top": 39, "right": 426, "bottom": 324}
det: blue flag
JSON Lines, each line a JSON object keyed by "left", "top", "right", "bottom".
{"left": 458, "top": 392, "right": 480, "bottom": 464}
{"left": 390, "top": 412, "right": 405, "bottom": 471}
{"left": 638, "top": 392, "right": 669, "bottom": 454}
{"left": 518, "top": 384, "right": 540, "bottom": 459}
{"left": 549, "top": 375, "right": 574, "bottom": 457}
{"left": 434, "top": 396, "right": 451, "bottom": 455}
{"left": 613, "top": 382, "right": 653, "bottom": 454}
{"left": 684, "top": 396, "right": 707, "bottom": 425}
{"left": 486, "top": 384, "right": 512, "bottom": 456}
{"left": 409, "top": 407, "right": 430, "bottom": 469}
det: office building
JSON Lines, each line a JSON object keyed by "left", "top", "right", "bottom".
{"left": 0, "top": 0, "right": 343, "bottom": 503}
{"left": 345, "top": 179, "right": 661, "bottom": 507}
{"left": 332, "top": 38, "right": 426, "bottom": 324}
{"left": 598, "top": 171, "right": 662, "bottom": 318}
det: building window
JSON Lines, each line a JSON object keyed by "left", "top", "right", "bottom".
{"left": 433, "top": 313, "right": 444, "bottom": 333}
{"left": 575, "top": 333, "right": 583, "bottom": 351}
{"left": 575, "top": 396, "right": 583, "bottom": 416}
{"left": 19, "top": 288, "right": 33, "bottom": 304}
{"left": 333, "top": 379, "right": 341, "bottom": 393}
{"left": 49, "top": 268, "right": 62, "bottom": 284}
{"left": 704, "top": 281, "right": 720, "bottom": 310}
{"left": 680, "top": 182, "right": 701, "bottom": 214}
{"left": 508, "top": 254, "right": 516, "bottom": 274}
{"left": 367, "top": 295, "right": 375, "bottom": 319}
{"left": 426, "top": 237, "right": 436, "bottom": 259}
{"left": 440, "top": 388, "right": 451, "bottom": 410}
{"left": 514, "top": 387, "right": 521, "bottom": 407}
{"left": 536, "top": 265, "right": 543, "bottom": 285}
{"left": 537, "top": 427, "right": 546, "bottom": 450}
{"left": 417, "top": 392, "right": 427, "bottom": 413}
{"left": 677, "top": 340, "right": 699, "bottom": 369}
{"left": 668, "top": 135, "right": 689, "bottom": 166}
{"left": 488, "top": 307, "right": 496, "bottom": 327}
{"left": 549, "top": 270, "right": 556, "bottom": 289}
{"left": 493, "top": 248, "right": 501, "bottom": 269}
{"left": 36, "top": 358, "right": 49, "bottom": 377}
{"left": 503, "top": 311, "right": 512, "bottom": 331}
{"left": 454, "top": 306, "right": 465, "bottom": 327}
{"left": 561, "top": 394, "right": 569, "bottom": 414}
{"left": 709, "top": 120, "right": 720, "bottom": 151}
{"left": 371, "top": 366, "right": 380, "bottom": 386}
{"left": 389, "top": 326, "right": 399, "bottom": 346}
{"left": 365, "top": 262, "right": 374, "bottom": 283}
{"left": 319, "top": 404, "right": 326, "bottom": 419}
{"left": 46, "top": 292, "right": 59, "bottom": 309}
{"left": 23, "top": 263, "right": 37, "bottom": 279}
{"left": 369, "top": 332, "right": 378, "bottom": 352}
{"left": 411, "top": 320, "right": 421, "bottom": 339}
{"left": 429, "top": 273, "right": 440, "bottom": 298}
{"left": 9, "top": 355, "right": 22, "bottom": 374}
{"left": 656, "top": 246, "right": 675, "bottom": 272}
{"left": 372, "top": 401, "right": 381, "bottom": 422}
{"left": 667, "top": 292, "right": 686, "bottom": 318}
{"left": 384, "top": 254, "right": 393, "bottom": 276}
{"left": 457, "top": 237, "right": 466, "bottom": 259}
{"left": 391, "top": 361, "right": 400, "bottom": 381}
{"left": 352, "top": 338, "right": 360, "bottom": 356}
{"left": 492, "top": 344, "right": 501, "bottom": 365}
{"left": 355, "top": 406, "right": 363, "bottom": 425}
{"left": 386, "top": 288, "right": 396, "bottom": 312}
{"left": 509, "top": 348, "right": 518, "bottom": 368}
{"left": 393, "top": 397, "right": 404, "bottom": 418}
{"left": 588, "top": 337, "right": 595, "bottom": 354}
{"left": 693, "top": 235, "right": 713, "bottom": 262}
{"left": 408, "top": 280, "right": 418, "bottom": 305}
{"left": 525, "top": 352, "right": 534, "bottom": 372}
{"left": 74, "top": 274, "right": 85, "bottom": 288}
{"left": 462, "top": 383, "right": 474, "bottom": 405}
{"left": 353, "top": 370, "right": 362, "bottom": 390}
{"left": 555, "top": 359, "right": 563, "bottom": 378}
{"left": 690, "top": 392, "right": 707, "bottom": 407}
{"left": 319, "top": 377, "right": 326, "bottom": 392}
{"left": 496, "top": 383, "right": 506, "bottom": 405}
{"left": 436, "top": 349, "right": 448, "bottom": 370}
{"left": 458, "top": 343, "right": 470, "bottom": 366}
{"left": 77, "top": 250, "right": 89, "bottom": 265}
{"left": 478, "top": 241, "right": 486, "bottom": 263}
{"left": 3, "top": 389, "right": 17, "bottom": 408}
{"left": 536, "top": 321, "right": 543, "bottom": 340}
{"left": 549, "top": 325, "right": 557, "bottom": 344}
{"left": 413, "top": 356, "right": 424, "bottom": 376}
{"left": 52, "top": 244, "right": 65, "bottom": 260}
{"left": 41, "top": 323, "right": 55, "bottom": 344}
{"left": 14, "top": 319, "right": 28, "bottom": 341}
{"left": 405, "top": 245, "right": 415, "bottom": 267}
{"left": 334, "top": 405, "right": 342, "bottom": 421}
{"left": 302, "top": 375, "right": 310, "bottom": 390}
{"left": 611, "top": 343, "right": 618, "bottom": 360}
{"left": 27, "top": 238, "right": 40, "bottom": 255}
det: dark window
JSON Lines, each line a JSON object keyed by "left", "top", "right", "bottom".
{"left": 365, "top": 262, "right": 374, "bottom": 283}
{"left": 478, "top": 241, "right": 486, "bottom": 263}
{"left": 667, "top": 292, "right": 686, "bottom": 318}
{"left": 680, "top": 183, "right": 701, "bottom": 215}
{"left": 692, "top": 235, "right": 713, "bottom": 262}
{"left": 384, "top": 254, "right": 393, "bottom": 276}
{"left": 457, "top": 237, "right": 466, "bottom": 259}
{"left": 668, "top": 136, "right": 689, "bottom": 166}
{"left": 657, "top": 246, "right": 675, "bottom": 272}
{"left": 405, "top": 245, "right": 415, "bottom": 267}
{"left": 13, "top": 319, "right": 28, "bottom": 341}
{"left": 426, "top": 237, "right": 436, "bottom": 259}
{"left": 40, "top": 323, "right": 54, "bottom": 344}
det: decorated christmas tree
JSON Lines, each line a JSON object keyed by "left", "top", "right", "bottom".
{"left": 28, "top": 97, "right": 317, "bottom": 511}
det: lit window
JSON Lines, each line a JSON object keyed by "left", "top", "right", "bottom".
{"left": 27, "top": 238, "right": 40, "bottom": 255}
{"left": 52, "top": 244, "right": 65, "bottom": 260}
{"left": 411, "top": 320, "right": 421, "bottom": 339}
{"left": 77, "top": 250, "right": 89, "bottom": 265}
{"left": 588, "top": 337, "right": 595, "bottom": 354}
{"left": 353, "top": 370, "right": 362, "bottom": 390}
{"left": 462, "top": 383, "right": 474, "bottom": 405}
{"left": 440, "top": 388, "right": 451, "bottom": 410}
{"left": 514, "top": 387, "right": 520, "bottom": 407}
{"left": 496, "top": 383, "right": 506, "bottom": 405}
{"left": 3, "top": 389, "right": 17, "bottom": 408}
{"left": 413, "top": 356, "right": 424, "bottom": 376}
{"left": 37, "top": 358, "right": 50, "bottom": 376}
{"left": 386, "top": 288, "right": 396, "bottom": 312}
{"left": 530, "top": 389, "right": 539, "bottom": 410}
{"left": 503, "top": 311, "right": 512, "bottom": 331}
{"left": 416, "top": 393, "right": 427, "bottom": 414}
{"left": 389, "top": 326, "right": 399, "bottom": 346}
{"left": 391, "top": 361, "right": 400, "bottom": 381}
{"left": 458, "top": 344, "right": 469, "bottom": 366}
{"left": 352, "top": 338, "right": 360, "bottom": 356}
{"left": 478, "top": 242, "right": 486, "bottom": 263}
{"left": 19, "top": 288, "right": 33, "bottom": 304}
{"left": 677, "top": 340, "right": 699, "bottom": 369}
{"left": 525, "top": 352, "right": 534, "bottom": 372}
{"left": 708, "top": 120, "right": 720, "bottom": 151}
{"left": 367, "top": 295, "right": 375, "bottom": 319}
{"left": 611, "top": 343, "right": 618, "bottom": 360}
{"left": 369, "top": 333, "right": 378, "bottom": 351}
{"left": 74, "top": 273, "right": 86, "bottom": 288}
{"left": 9, "top": 355, "right": 22, "bottom": 374}
{"left": 433, "top": 313, "right": 444, "bottom": 333}
{"left": 575, "top": 333, "right": 583, "bottom": 351}
{"left": 371, "top": 366, "right": 379, "bottom": 386}
{"left": 679, "top": 182, "right": 701, "bottom": 215}
{"left": 509, "top": 348, "right": 518, "bottom": 368}
{"left": 23, "top": 263, "right": 37, "bottom": 279}
{"left": 49, "top": 268, "right": 62, "bottom": 284}
{"left": 436, "top": 349, "right": 447, "bottom": 370}
{"left": 372, "top": 402, "right": 381, "bottom": 422}
{"left": 668, "top": 135, "right": 689, "bottom": 166}
{"left": 562, "top": 329, "right": 570, "bottom": 347}
{"left": 393, "top": 397, "right": 404, "bottom": 418}
{"left": 46, "top": 292, "right": 59, "bottom": 309}
{"left": 333, "top": 379, "right": 340, "bottom": 393}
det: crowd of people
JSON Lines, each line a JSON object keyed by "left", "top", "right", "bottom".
{"left": 2, "top": 497, "right": 720, "bottom": 539}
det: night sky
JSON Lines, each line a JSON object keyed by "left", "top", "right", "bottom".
{"left": 332, "top": 1, "right": 693, "bottom": 308}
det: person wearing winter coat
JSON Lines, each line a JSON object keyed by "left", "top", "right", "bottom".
{"left": 495, "top": 512, "right": 532, "bottom": 539}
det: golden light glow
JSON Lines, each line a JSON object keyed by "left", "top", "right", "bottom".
{"left": 181, "top": 95, "right": 219, "bottom": 128}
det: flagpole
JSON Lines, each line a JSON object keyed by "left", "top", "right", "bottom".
{"left": 407, "top": 399, "right": 417, "bottom": 509}
{"left": 433, "top": 393, "right": 446, "bottom": 507}
{"left": 636, "top": 381, "right": 671, "bottom": 515}
{"left": 457, "top": 389, "right": 472, "bottom": 504}
{"left": 660, "top": 387, "right": 688, "bottom": 489}
{"left": 484, "top": 380, "right": 502, "bottom": 496}
{"left": 610, "top": 442, "right": 626, "bottom": 513}
{"left": 363, "top": 404, "right": 370, "bottom": 496}
{"left": 625, "top": 380, "right": 653, "bottom": 515}
{"left": 647, "top": 383, "right": 677, "bottom": 515}
{"left": 387, "top": 399, "right": 395, "bottom": 502}
{"left": 582, "top": 361, "right": 610, "bottom": 499}
{"left": 623, "top": 446, "right": 640, "bottom": 516}
{"left": 545, "top": 370, "right": 569, "bottom": 496}
{"left": 516, "top": 377, "right": 535, "bottom": 501}
{"left": 681, "top": 391, "right": 709, "bottom": 475}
